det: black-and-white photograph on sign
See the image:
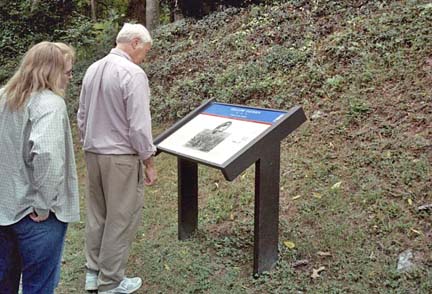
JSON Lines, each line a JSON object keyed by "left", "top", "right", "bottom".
{"left": 157, "top": 103, "right": 286, "bottom": 166}
{"left": 184, "top": 121, "right": 232, "bottom": 152}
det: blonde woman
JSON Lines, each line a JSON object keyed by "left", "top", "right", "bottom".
{"left": 0, "top": 41, "right": 80, "bottom": 293}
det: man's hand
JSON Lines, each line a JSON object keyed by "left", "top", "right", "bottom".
{"left": 29, "top": 212, "right": 49, "bottom": 222}
{"left": 143, "top": 157, "right": 157, "bottom": 186}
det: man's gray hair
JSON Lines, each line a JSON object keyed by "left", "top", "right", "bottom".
{"left": 116, "top": 23, "right": 153, "bottom": 45}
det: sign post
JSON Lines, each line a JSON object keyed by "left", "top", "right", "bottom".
{"left": 254, "top": 142, "right": 280, "bottom": 273}
{"left": 178, "top": 158, "right": 198, "bottom": 239}
{"left": 154, "top": 100, "right": 306, "bottom": 275}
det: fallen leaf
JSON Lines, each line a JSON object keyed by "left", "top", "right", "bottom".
{"left": 410, "top": 228, "right": 423, "bottom": 235}
{"left": 292, "top": 195, "right": 302, "bottom": 200}
{"left": 283, "top": 241, "right": 296, "bottom": 249}
{"left": 292, "top": 259, "right": 309, "bottom": 268}
{"left": 317, "top": 251, "right": 332, "bottom": 257}
{"left": 164, "top": 264, "right": 170, "bottom": 271}
{"left": 311, "top": 266, "right": 325, "bottom": 279}
{"left": 331, "top": 181, "right": 342, "bottom": 190}
{"left": 417, "top": 204, "right": 432, "bottom": 211}
{"left": 312, "top": 192, "right": 322, "bottom": 199}
{"left": 407, "top": 198, "right": 413, "bottom": 206}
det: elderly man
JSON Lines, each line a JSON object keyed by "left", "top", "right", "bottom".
{"left": 77, "top": 23, "right": 157, "bottom": 294}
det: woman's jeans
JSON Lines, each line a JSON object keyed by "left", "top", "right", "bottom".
{"left": 0, "top": 213, "right": 67, "bottom": 294}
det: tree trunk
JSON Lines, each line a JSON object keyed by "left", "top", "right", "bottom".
{"left": 172, "top": 0, "right": 183, "bottom": 21}
{"left": 127, "top": 0, "right": 146, "bottom": 25}
{"left": 90, "top": 0, "right": 97, "bottom": 20}
{"left": 146, "top": 0, "right": 159, "bottom": 32}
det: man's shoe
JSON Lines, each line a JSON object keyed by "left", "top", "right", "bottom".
{"left": 85, "top": 271, "right": 98, "bottom": 291}
{"left": 98, "top": 277, "right": 142, "bottom": 294}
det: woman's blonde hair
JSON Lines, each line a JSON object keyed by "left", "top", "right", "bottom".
{"left": 3, "top": 41, "right": 75, "bottom": 111}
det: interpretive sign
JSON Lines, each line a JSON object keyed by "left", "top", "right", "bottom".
{"left": 157, "top": 103, "right": 286, "bottom": 166}
{"left": 154, "top": 99, "right": 306, "bottom": 275}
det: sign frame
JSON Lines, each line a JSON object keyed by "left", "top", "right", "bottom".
{"left": 155, "top": 99, "right": 305, "bottom": 181}
{"left": 154, "top": 99, "right": 307, "bottom": 274}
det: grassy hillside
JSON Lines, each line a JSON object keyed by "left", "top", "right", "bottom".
{"left": 59, "top": 0, "right": 431, "bottom": 293}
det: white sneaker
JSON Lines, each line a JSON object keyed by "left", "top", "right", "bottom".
{"left": 85, "top": 271, "right": 98, "bottom": 291}
{"left": 98, "top": 277, "right": 142, "bottom": 294}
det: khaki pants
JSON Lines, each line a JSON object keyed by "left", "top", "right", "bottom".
{"left": 84, "top": 152, "right": 144, "bottom": 291}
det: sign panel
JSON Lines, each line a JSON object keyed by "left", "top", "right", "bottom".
{"left": 157, "top": 103, "right": 286, "bottom": 166}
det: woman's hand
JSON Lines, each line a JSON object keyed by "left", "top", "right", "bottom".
{"left": 29, "top": 212, "right": 49, "bottom": 222}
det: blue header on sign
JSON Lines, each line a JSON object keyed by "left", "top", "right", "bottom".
{"left": 202, "top": 103, "right": 286, "bottom": 124}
